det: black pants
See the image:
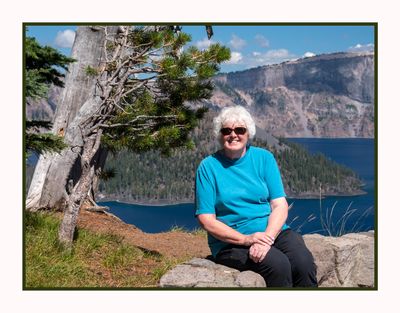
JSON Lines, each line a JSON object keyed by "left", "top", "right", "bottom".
{"left": 214, "top": 229, "right": 317, "bottom": 287}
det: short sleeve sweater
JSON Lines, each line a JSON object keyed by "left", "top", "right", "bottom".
{"left": 195, "top": 145, "right": 288, "bottom": 256}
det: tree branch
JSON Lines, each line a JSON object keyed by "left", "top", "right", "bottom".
{"left": 98, "top": 114, "right": 178, "bottom": 129}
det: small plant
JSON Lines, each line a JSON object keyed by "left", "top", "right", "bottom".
{"left": 167, "top": 225, "right": 208, "bottom": 238}
{"left": 191, "top": 227, "right": 207, "bottom": 238}
{"left": 288, "top": 195, "right": 373, "bottom": 237}
{"left": 84, "top": 65, "right": 99, "bottom": 77}
{"left": 168, "top": 225, "right": 187, "bottom": 233}
{"left": 319, "top": 201, "right": 373, "bottom": 236}
{"left": 289, "top": 213, "right": 317, "bottom": 233}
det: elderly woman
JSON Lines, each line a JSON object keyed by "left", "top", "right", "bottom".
{"left": 195, "top": 106, "right": 317, "bottom": 287}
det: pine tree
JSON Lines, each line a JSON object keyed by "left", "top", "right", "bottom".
{"left": 25, "top": 36, "right": 75, "bottom": 156}
{"left": 26, "top": 26, "right": 230, "bottom": 247}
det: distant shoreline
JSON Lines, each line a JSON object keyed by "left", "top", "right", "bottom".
{"left": 97, "top": 189, "right": 368, "bottom": 206}
{"left": 97, "top": 196, "right": 194, "bottom": 207}
{"left": 286, "top": 189, "right": 368, "bottom": 200}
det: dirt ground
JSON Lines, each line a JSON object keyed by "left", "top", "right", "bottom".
{"left": 77, "top": 209, "right": 210, "bottom": 260}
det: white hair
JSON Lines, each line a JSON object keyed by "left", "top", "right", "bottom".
{"left": 213, "top": 105, "right": 256, "bottom": 140}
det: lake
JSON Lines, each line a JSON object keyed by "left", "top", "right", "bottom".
{"left": 284, "top": 138, "right": 375, "bottom": 235}
{"left": 100, "top": 138, "right": 375, "bottom": 236}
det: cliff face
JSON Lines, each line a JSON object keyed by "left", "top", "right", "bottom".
{"left": 26, "top": 85, "right": 61, "bottom": 121}
{"left": 27, "top": 52, "right": 375, "bottom": 138}
{"left": 209, "top": 52, "right": 375, "bottom": 138}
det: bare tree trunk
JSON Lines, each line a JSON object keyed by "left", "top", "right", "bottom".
{"left": 26, "top": 27, "right": 116, "bottom": 211}
{"left": 58, "top": 129, "right": 103, "bottom": 247}
{"left": 90, "top": 147, "right": 108, "bottom": 200}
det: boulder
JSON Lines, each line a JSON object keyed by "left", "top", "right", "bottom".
{"left": 303, "top": 231, "right": 374, "bottom": 287}
{"left": 159, "top": 231, "right": 374, "bottom": 288}
{"left": 159, "top": 258, "right": 266, "bottom": 288}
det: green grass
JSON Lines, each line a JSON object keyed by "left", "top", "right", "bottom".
{"left": 24, "top": 211, "right": 173, "bottom": 288}
{"left": 151, "top": 258, "right": 184, "bottom": 282}
{"left": 168, "top": 225, "right": 189, "bottom": 233}
{"left": 190, "top": 227, "right": 208, "bottom": 238}
{"left": 168, "top": 225, "right": 207, "bottom": 238}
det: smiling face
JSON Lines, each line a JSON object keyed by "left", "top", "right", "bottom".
{"left": 219, "top": 120, "right": 249, "bottom": 159}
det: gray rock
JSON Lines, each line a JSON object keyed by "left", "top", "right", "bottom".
{"left": 159, "top": 232, "right": 374, "bottom": 288}
{"left": 235, "top": 271, "right": 267, "bottom": 287}
{"left": 304, "top": 232, "right": 374, "bottom": 287}
{"left": 159, "top": 258, "right": 266, "bottom": 288}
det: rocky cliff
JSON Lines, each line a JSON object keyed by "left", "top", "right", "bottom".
{"left": 207, "top": 52, "right": 374, "bottom": 138}
{"left": 26, "top": 85, "right": 61, "bottom": 121}
{"left": 159, "top": 231, "right": 374, "bottom": 288}
{"left": 27, "top": 52, "right": 374, "bottom": 138}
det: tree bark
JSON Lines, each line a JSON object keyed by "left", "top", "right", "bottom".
{"left": 58, "top": 129, "right": 103, "bottom": 247}
{"left": 26, "top": 27, "right": 116, "bottom": 211}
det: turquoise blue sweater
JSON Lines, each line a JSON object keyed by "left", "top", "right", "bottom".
{"left": 195, "top": 145, "right": 288, "bottom": 256}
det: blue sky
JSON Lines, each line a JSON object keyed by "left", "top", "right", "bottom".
{"left": 26, "top": 24, "right": 374, "bottom": 73}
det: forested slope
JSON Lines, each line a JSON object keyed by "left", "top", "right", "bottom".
{"left": 98, "top": 111, "right": 363, "bottom": 203}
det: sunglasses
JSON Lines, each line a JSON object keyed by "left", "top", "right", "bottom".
{"left": 220, "top": 127, "right": 247, "bottom": 136}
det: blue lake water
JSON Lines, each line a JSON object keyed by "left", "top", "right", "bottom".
{"left": 100, "top": 138, "right": 375, "bottom": 235}
{"left": 284, "top": 138, "right": 375, "bottom": 235}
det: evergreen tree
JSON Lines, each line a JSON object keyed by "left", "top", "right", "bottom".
{"left": 25, "top": 121, "right": 67, "bottom": 156}
{"left": 25, "top": 26, "right": 230, "bottom": 247}
{"left": 25, "top": 36, "right": 74, "bottom": 156}
{"left": 25, "top": 36, "right": 75, "bottom": 99}
{"left": 99, "top": 111, "right": 363, "bottom": 202}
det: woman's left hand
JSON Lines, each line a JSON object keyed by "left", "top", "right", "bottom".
{"left": 249, "top": 243, "right": 271, "bottom": 263}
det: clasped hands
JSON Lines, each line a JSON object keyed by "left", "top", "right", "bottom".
{"left": 245, "top": 232, "right": 274, "bottom": 263}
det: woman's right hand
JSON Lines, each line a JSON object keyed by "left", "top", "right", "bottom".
{"left": 244, "top": 232, "right": 273, "bottom": 246}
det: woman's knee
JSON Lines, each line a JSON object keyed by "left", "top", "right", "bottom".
{"left": 255, "top": 249, "right": 292, "bottom": 287}
{"left": 276, "top": 230, "right": 317, "bottom": 276}
{"left": 266, "top": 252, "right": 292, "bottom": 275}
{"left": 260, "top": 248, "right": 291, "bottom": 276}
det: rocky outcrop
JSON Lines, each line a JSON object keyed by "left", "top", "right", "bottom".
{"left": 159, "top": 258, "right": 266, "bottom": 288}
{"left": 304, "top": 231, "right": 374, "bottom": 287}
{"left": 27, "top": 52, "right": 375, "bottom": 138}
{"left": 218, "top": 53, "right": 374, "bottom": 103}
{"left": 159, "top": 231, "right": 374, "bottom": 288}
{"left": 207, "top": 52, "right": 374, "bottom": 138}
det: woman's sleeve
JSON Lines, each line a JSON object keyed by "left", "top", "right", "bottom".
{"left": 266, "top": 153, "right": 286, "bottom": 201}
{"left": 195, "top": 162, "right": 216, "bottom": 216}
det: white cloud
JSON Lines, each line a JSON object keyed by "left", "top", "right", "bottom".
{"left": 246, "top": 49, "right": 297, "bottom": 66}
{"left": 54, "top": 29, "right": 76, "bottom": 48}
{"left": 265, "top": 49, "right": 291, "bottom": 59}
{"left": 303, "top": 51, "right": 316, "bottom": 58}
{"left": 195, "top": 37, "right": 215, "bottom": 50}
{"left": 225, "top": 49, "right": 299, "bottom": 69}
{"left": 226, "top": 51, "right": 243, "bottom": 64}
{"left": 255, "top": 34, "right": 269, "bottom": 48}
{"left": 348, "top": 43, "right": 374, "bottom": 52}
{"left": 229, "top": 34, "right": 246, "bottom": 50}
